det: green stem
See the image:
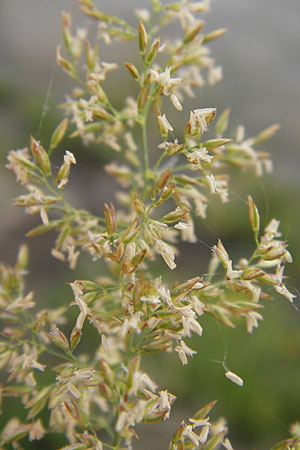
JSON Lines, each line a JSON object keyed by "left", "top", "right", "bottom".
{"left": 153, "top": 151, "right": 166, "bottom": 173}
{"left": 171, "top": 164, "right": 190, "bottom": 173}
{"left": 113, "top": 432, "right": 122, "bottom": 449}
{"left": 42, "top": 346, "right": 76, "bottom": 363}
{"left": 141, "top": 118, "right": 149, "bottom": 176}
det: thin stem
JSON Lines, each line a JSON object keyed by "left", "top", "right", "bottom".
{"left": 153, "top": 151, "right": 166, "bottom": 173}
{"left": 171, "top": 164, "right": 190, "bottom": 173}
{"left": 42, "top": 346, "right": 76, "bottom": 363}
{"left": 141, "top": 118, "right": 149, "bottom": 176}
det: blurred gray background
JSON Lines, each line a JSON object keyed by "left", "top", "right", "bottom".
{"left": 1, "top": 1, "right": 300, "bottom": 449}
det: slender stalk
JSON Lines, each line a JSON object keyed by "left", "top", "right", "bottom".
{"left": 153, "top": 151, "right": 166, "bottom": 172}
{"left": 141, "top": 117, "right": 149, "bottom": 177}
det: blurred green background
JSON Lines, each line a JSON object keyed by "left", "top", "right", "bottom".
{"left": 1, "top": 1, "right": 300, "bottom": 449}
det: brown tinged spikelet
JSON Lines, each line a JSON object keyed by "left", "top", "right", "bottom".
{"left": 255, "top": 123, "right": 280, "bottom": 144}
{"left": 48, "top": 324, "right": 70, "bottom": 353}
{"left": 85, "top": 40, "right": 99, "bottom": 71}
{"left": 138, "top": 21, "right": 148, "bottom": 55}
{"left": 99, "top": 380, "right": 113, "bottom": 401}
{"left": 184, "top": 120, "right": 192, "bottom": 137}
{"left": 174, "top": 174, "right": 199, "bottom": 185}
{"left": 165, "top": 142, "right": 184, "bottom": 157}
{"left": 242, "top": 267, "right": 266, "bottom": 280}
{"left": 172, "top": 277, "right": 203, "bottom": 297}
{"left": 152, "top": 169, "right": 174, "bottom": 201}
{"left": 125, "top": 62, "right": 139, "bottom": 81}
{"left": 26, "top": 220, "right": 64, "bottom": 238}
{"left": 70, "top": 326, "right": 82, "bottom": 352}
{"left": 183, "top": 21, "right": 204, "bottom": 44}
{"left": 130, "top": 249, "right": 147, "bottom": 267}
{"left": 248, "top": 195, "right": 260, "bottom": 240}
{"left": 104, "top": 202, "right": 116, "bottom": 234}
{"left": 202, "top": 28, "right": 227, "bottom": 43}
{"left": 61, "top": 11, "right": 72, "bottom": 53}
{"left": 99, "top": 358, "right": 114, "bottom": 387}
{"left": 30, "top": 136, "right": 51, "bottom": 177}
{"left": 156, "top": 169, "right": 173, "bottom": 192}
{"left": 91, "top": 106, "right": 114, "bottom": 122}
{"left": 116, "top": 241, "right": 125, "bottom": 260}
{"left": 56, "top": 46, "right": 75, "bottom": 77}
{"left": 133, "top": 193, "right": 145, "bottom": 215}
{"left": 32, "top": 311, "right": 48, "bottom": 335}
{"left": 56, "top": 162, "right": 71, "bottom": 189}
{"left": 154, "top": 183, "right": 176, "bottom": 206}
{"left": 121, "top": 219, "right": 141, "bottom": 244}
{"left": 126, "top": 355, "right": 140, "bottom": 392}
{"left": 162, "top": 207, "right": 190, "bottom": 223}
{"left": 204, "top": 138, "right": 232, "bottom": 148}
{"left": 49, "top": 118, "right": 69, "bottom": 152}
{"left": 137, "top": 85, "right": 149, "bottom": 110}
{"left": 146, "top": 37, "right": 160, "bottom": 64}
{"left": 87, "top": 81, "right": 108, "bottom": 104}
{"left": 215, "top": 108, "right": 231, "bottom": 135}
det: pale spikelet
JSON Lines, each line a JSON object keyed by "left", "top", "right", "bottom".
{"left": 1, "top": 418, "right": 31, "bottom": 443}
{"left": 74, "top": 295, "right": 87, "bottom": 330}
{"left": 246, "top": 311, "right": 263, "bottom": 333}
{"left": 64, "top": 150, "right": 76, "bottom": 165}
{"left": 73, "top": 367, "right": 96, "bottom": 381}
{"left": 199, "top": 424, "right": 210, "bottom": 443}
{"left": 275, "top": 284, "right": 296, "bottom": 303}
{"left": 51, "top": 248, "right": 66, "bottom": 261}
{"left": 135, "top": 8, "right": 150, "bottom": 22}
{"left": 183, "top": 425, "right": 200, "bottom": 446}
{"left": 29, "top": 420, "right": 45, "bottom": 441}
{"left": 189, "top": 417, "right": 210, "bottom": 427}
{"left": 174, "top": 221, "right": 189, "bottom": 230}
{"left": 115, "top": 411, "right": 128, "bottom": 432}
{"left": 101, "top": 333, "right": 110, "bottom": 356}
{"left": 6, "top": 291, "right": 35, "bottom": 312}
{"left": 225, "top": 370, "right": 244, "bottom": 387}
{"left": 97, "top": 22, "right": 112, "bottom": 45}
{"left": 154, "top": 67, "right": 183, "bottom": 95}
{"left": 189, "top": 108, "right": 216, "bottom": 134}
{"left": 40, "top": 208, "right": 49, "bottom": 225}
{"left": 124, "top": 131, "right": 137, "bottom": 151}
{"left": 208, "top": 65, "right": 223, "bottom": 85}
{"left": 236, "top": 125, "right": 245, "bottom": 142}
{"left": 155, "top": 239, "right": 176, "bottom": 270}
{"left": 95, "top": 441, "right": 103, "bottom": 450}
{"left": 182, "top": 314, "right": 203, "bottom": 337}
{"left": 206, "top": 174, "right": 217, "bottom": 194}
{"left": 187, "top": 147, "right": 213, "bottom": 164}
{"left": 170, "top": 94, "right": 183, "bottom": 110}
{"left": 7, "top": 148, "right": 33, "bottom": 184}
{"left": 175, "top": 340, "right": 197, "bottom": 365}
{"left": 67, "top": 244, "right": 80, "bottom": 269}
{"left": 130, "top": 371, "right": 157, "bottom": 395}
{"left": 157, "top": 113, "right": 174, "bottom": 135}
{"left": 158, "top": 390, "right": 176, "bottom": 419}
{"left": 223, "top": 438, "right": 234, "bottom": 450}
{"left": 67, "top": 381, "right": 81, "bottom": 399}
{"left": 121, "top": 312, "right": 143, "bottom": 337}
